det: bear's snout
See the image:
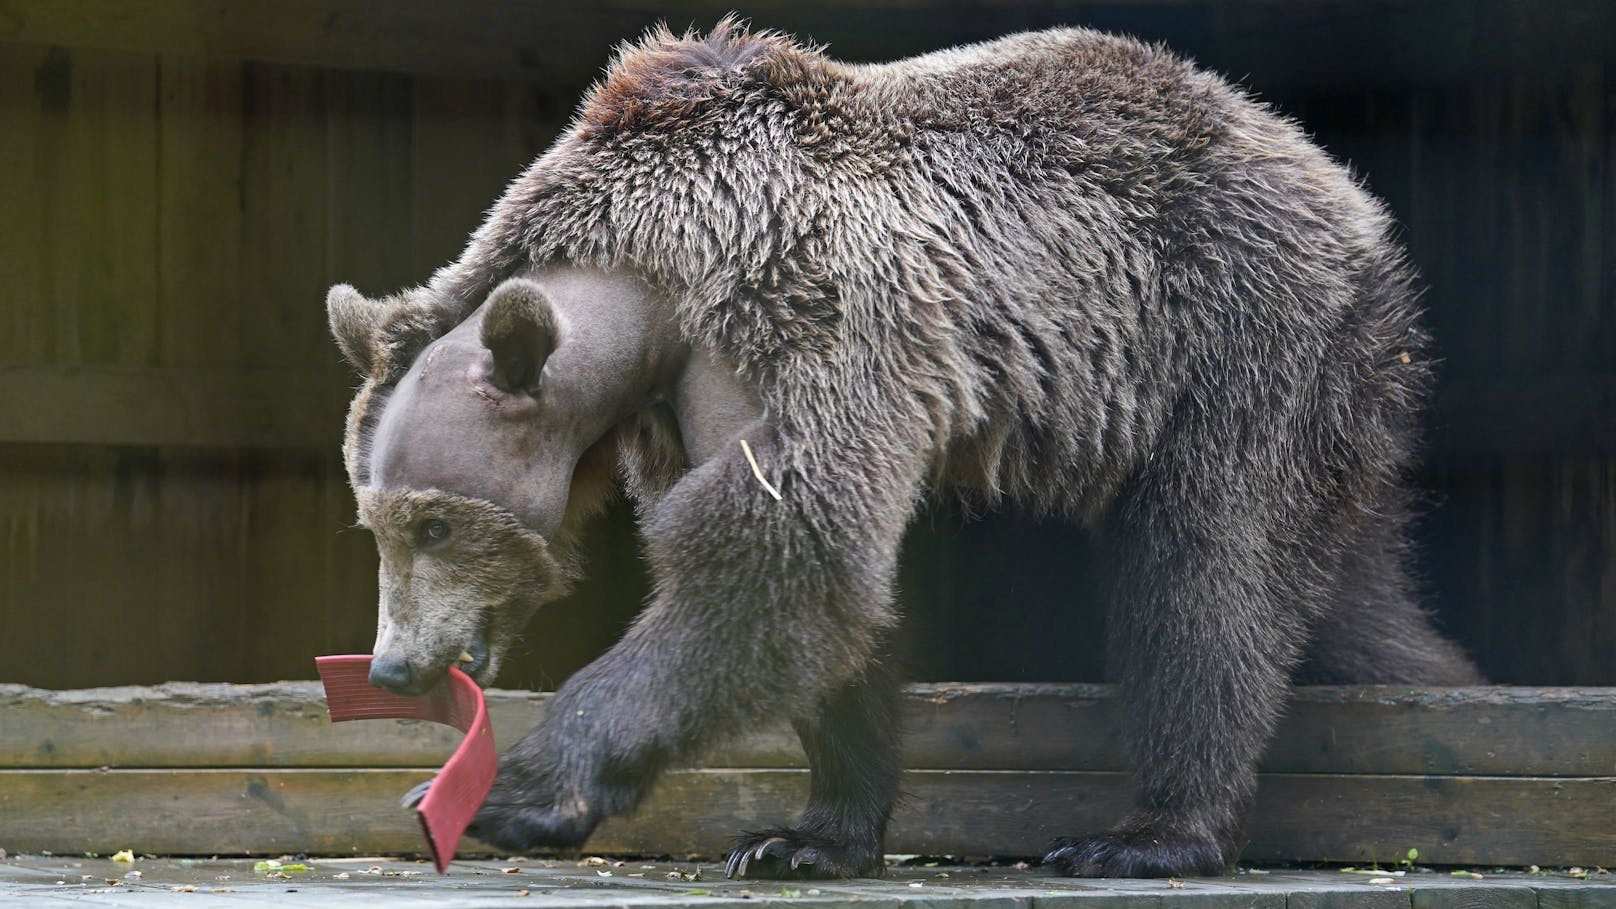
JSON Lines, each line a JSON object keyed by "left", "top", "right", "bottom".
{"left": 369, "top": 653, "right": 422, "bottom": 695}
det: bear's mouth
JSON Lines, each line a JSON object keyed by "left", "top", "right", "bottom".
{"left": 455, "top": 629, "right": 491, "bottom": 683}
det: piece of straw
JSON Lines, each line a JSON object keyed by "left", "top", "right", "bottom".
{"left": 739, "top": 439, "right": 783, "bottom": 501}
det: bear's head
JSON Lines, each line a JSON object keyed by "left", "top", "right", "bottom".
{"left": 327, "top": 269, "right": 681, "bottom": 695}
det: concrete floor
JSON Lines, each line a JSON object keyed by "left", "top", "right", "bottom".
{"left": 2, "top": 853, "right": 1611, "bottom": 908}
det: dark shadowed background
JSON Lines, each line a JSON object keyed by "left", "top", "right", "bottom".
{"left": 1, "top": 1, "right": 1611, "bottom": 691}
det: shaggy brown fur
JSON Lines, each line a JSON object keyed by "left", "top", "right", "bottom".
{"left": 329, "top": 19, "right": 1481, "bottom": 880}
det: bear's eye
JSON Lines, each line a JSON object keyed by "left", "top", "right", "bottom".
{"left": 419, "top": 518, "right": 451, "bottom": 546}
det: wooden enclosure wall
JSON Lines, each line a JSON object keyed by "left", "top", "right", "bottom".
{"left": 0, "top": 37, "right": 631, "bottom": 688}
{"left": 0, "top": 0, "right": 1611, "bottom": 690}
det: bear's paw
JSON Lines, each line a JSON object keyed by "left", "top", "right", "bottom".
{"left": 1043, "top": 825, "right": 1230, "bottom": 878}
{"left": 725, "top": 828, "right": 883, "bottom": 880}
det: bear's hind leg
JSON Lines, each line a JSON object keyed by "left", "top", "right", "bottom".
{"left": 1293, "top": 535, "right": 1483, "bottom": 685}
{"left": 726, "top": 656, "right": 901, "bottom": 879}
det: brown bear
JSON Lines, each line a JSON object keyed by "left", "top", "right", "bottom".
{"left": 326, "top": 19, "right": 1482, "bottom": 880}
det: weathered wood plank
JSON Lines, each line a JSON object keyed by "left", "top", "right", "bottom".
{"left": 1248, "top": 774, "right": 1616, "bottom": 869}
{"left": 1281, "top": 890, "right": 1410, "bottom": 909}
{"left": 1538, "top": 887, "right": 1616, "bottom": 909}
{"left": 0, "top": 364, "right": 349, "bottom": 449}
{"left": 0, "top": 768, "right": 1611, "bottom": 867}
{"left": 902, "top": 685, "right": 1616, "bottom": 777}
{"left": 1258, "top": 686, "right": 1616, "bottom": 777}
{"left": 1408, "top": 885, "right": 1539, "bottom": 909}
{"left": 4, "top": 684, "right": 1613, "bottom": 779}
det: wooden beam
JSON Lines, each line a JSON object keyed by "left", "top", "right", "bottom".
{"left": 0, "top": 364, "right": 350, "bottom": 449}
{"left": 4, "top": 682, "right": 1613, "bottom": 777}
{"left": 1, "top": 767, "right": 1611, "bottom": 867}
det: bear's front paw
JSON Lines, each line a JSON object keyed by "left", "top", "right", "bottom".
{"left": 399, "top": 775, "right": 599, "bottom": 852}
{"left": 1043, "top": 823, "right": 1230, "bottom": 878}
{"left": 725, "top": 828, "right": 882, "bottom": 880}
{"left": 458, "top": 766, "right": 604, "bottom": 854}
{"left": 465, "top": 795, "right": 599, "bottom": 854}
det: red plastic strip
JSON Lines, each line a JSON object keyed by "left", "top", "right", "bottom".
{"left": 315, "top": 654, "right": 497, "bottom": 874}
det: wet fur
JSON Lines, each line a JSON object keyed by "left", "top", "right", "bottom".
{"left": 332, "top": 20, "right": 1482, "bottom": 880}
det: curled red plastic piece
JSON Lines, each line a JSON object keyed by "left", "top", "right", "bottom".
{"left": 315, "top": 654, "right": 496, "bottom": 873}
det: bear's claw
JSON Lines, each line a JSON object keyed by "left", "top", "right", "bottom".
{"left": 1044, "top": 826, "right": 1229, "bottom": 878}
{"left": 725, "top": 828, "right": 879, "bottom": 879}
{"left": 401, "top": 779, "right": 433, "bottom": 809}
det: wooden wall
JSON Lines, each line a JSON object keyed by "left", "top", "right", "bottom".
{"left": 0, "top": 39, "right": 612, "bottom": 688}
{"left": 0, "top": 0, "right": 1611, "bottom": 690}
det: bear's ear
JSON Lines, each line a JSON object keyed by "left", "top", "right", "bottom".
{"left": 326, "top": 284, "right": 387, "bottom": 375}
{"left": 480, "top": 277, "right": 561, "bottom": 395}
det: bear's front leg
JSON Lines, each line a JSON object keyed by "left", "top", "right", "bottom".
{"left": 402, "top": 723, "right": 610, "bottom": 852}
{"left": 467, "top": 425, "right": 918, "bottom": 871}
{"left": 726, "top": 653, "right": 902, "bottom": 878}
{"left": 460, "top": 689, "right": 650, "bottom": 852}
{"left": 1044, "top": 434, "right": 1310, "bottom": 878}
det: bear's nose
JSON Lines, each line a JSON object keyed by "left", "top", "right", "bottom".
{"left": 368, "top": 654, "right": 415, "bottom": 692}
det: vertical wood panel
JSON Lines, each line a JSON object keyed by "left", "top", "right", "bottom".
{"left": 0, "top": 45, "right": 160, "bottom": 367}
{"left": 1402, "top": 65, "right": 1615, "bottom": 684}
{"left": 150, "top": 58, "right": 253, "bottom": 681}
{"left": 409, "top": 75, "right": 494, "bottom": 273}
{"left": 157, "top": 54, "right": 247, "bottom": 369}
{"left": 323, "top": 69, "right": 416, "bottom": 298}
{"left": 320, "top": 455, "right": 381, "bottom": 659}
{"left": 0, "top": 43, "right": 53, "bottom": 362}
{"left": 42, "top": 48, "right": 160, "bottom": 367}
{"left": 238, "top": 63, "right": 332, "bottom": 372}
{"left": 0, "top": 446, "right": 381, "bottom": 687}
{"left": 80, "top": 49, "right": 161, "bottom": 366}
{"left": 407, "top": 75, "right": 562, "bottom": 273}
{"left": 240, "top": 454, "right": 326, "bottom": 679}
{"left": 0, "top": 447, "right": 164, "bottom": 687}
{"left": 152, "top": 450, "right": 247, "bottom": 683}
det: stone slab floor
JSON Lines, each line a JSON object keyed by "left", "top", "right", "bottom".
{"left": 2, "top": 854, "right": 1611, "bottom": 908}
